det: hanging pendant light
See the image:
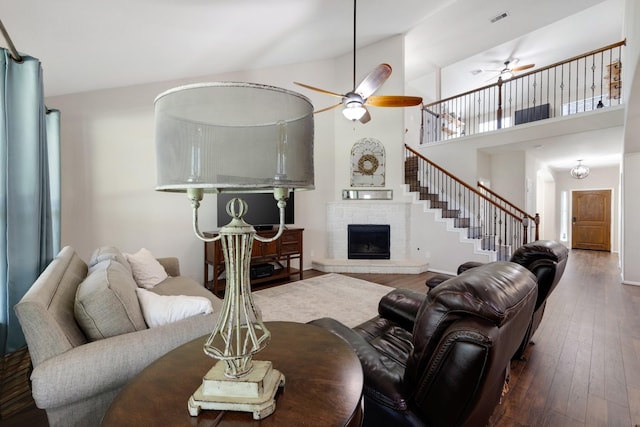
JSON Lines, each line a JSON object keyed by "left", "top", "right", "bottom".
{"left": 570, "top": 160, "right": 590, "bottom": 179}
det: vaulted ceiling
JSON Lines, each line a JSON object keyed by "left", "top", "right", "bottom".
{"left": 1, "top": 0, "right": 626, "bottom": 171}
{"left": 2, "top": 0, "right": 620, "bottom": 98}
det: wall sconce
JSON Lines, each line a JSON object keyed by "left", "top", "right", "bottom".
{"left": 570, "top": 160, "right": 590, "bottom": 179}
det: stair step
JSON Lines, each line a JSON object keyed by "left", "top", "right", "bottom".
{"left": 419, "top": 191, "right": 438, "bottom": 202}
{"left": 442, "top": 209, "right": 460, "bottom": 219}
{"left": 405, "top": 156, "right": 419, "bottom": 169}
{"left": 431, "top": 200, "right": 448, "bottom": 209}
{"left": 454, "top": 217, "right": 470, "bottom": 228}
{"left": 404, "top": 156, "right": 522, "bottom": 263}
{"left": 405, "top": 182, "right": 439, "bottom": 202}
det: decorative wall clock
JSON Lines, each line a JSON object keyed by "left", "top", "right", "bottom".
{"left": 351, "top": 138, "right": 385, "bottom": 187}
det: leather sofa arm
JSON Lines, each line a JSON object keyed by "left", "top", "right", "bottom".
{"left": 309, "top": 318, "right": 409, "bottom": 410}
{"left": 377, "top": 289, "right": 426, "bottom": 331}
{"left": 457, "top": 261, "right": 485, "bottom": 274}
{"left": 30, "top": 313, "right": 215, "bottom": 409}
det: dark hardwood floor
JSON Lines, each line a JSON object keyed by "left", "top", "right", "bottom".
{"left": 2, "top": 249, "right": 638, "bottom": 427}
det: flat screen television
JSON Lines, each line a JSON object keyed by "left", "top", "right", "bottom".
{"left": 216, "top": 192, "right": 295, "bottom": 230}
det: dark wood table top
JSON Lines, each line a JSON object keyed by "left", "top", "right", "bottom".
{"left": 102, "top": 321, "right": 364, "bottom": 427}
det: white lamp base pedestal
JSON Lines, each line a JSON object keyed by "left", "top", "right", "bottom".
{"left": 188, "top": 360, "right": 285, "bottom": 420}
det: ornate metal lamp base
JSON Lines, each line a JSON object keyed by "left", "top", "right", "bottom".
{"left": 188, "top": 360, "right": 285, "bottom": 420}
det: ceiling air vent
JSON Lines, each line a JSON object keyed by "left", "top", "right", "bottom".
{"left": 490, "top": 12, "right": 508, "bottom": 23}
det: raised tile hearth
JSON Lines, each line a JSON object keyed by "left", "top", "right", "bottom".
{"left": 312, "top": 258, "right": 429, "bottom": 274}
{"left": 312, "top": 201, "right": 429, "bottom": 274}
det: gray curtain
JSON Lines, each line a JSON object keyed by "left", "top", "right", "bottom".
{"left": 1, "top": 49, "right": 60, "bottom": 355}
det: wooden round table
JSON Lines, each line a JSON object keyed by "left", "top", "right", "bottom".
{"left": 102, "top": 321, "right": 364, "bottom": 427}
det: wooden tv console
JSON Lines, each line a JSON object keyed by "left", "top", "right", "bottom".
{"left": 203, "top": 228, "right": 303, "bottom": 297}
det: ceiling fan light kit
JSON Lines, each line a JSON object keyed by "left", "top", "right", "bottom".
{"left": 343, "top": 101, "right": 367, "bottom": 121}
{"left": 293, "top": 0, "right": 421, "bottom": 124}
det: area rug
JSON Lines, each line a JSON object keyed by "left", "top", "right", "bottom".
{"left": 252, "top": 273, "right": 393, "bottom": 327}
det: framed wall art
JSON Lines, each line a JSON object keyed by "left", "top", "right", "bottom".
{"left": 350, "top": 138, "right": 385, "bottom": 187}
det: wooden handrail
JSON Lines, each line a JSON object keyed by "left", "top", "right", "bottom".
{"left": 404, "top": 144, "right": 524, "bottom": 222}
{"left": 506, "top": 39, "right": 626, "bottom": 83}
{"left": 405, "top": 144, "right": 540, "bottom": 247}
{"left": 477, "top": 182, "right": 540, "bottom": 241}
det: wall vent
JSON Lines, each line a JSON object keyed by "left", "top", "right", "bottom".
{"left": 490, "top": 12, "right": 508, "bottom": 23}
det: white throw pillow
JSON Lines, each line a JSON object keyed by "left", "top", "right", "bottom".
{"left": 136, "top": 288, "right": 213, "bottom": 327}
{"left": 125, "top": 248, "right": 168, "bottom": 289}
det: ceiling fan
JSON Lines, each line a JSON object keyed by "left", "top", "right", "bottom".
{"left": 293, "top": 0, "right": 422, "bottom": 124}
{"left": 481, "top": 59, "right": 535, "bottom": 81}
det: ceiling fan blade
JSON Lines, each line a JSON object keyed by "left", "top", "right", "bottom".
{"left": 314, "top": 103, "right": 342, "bottom": 114}
{"left": 359, "top": 108, "right": 371, "bottom": 124}
{"left": 294, "top": 82, "right": 344, "bottom": 99}
{"left": 511, "top": 64, "right": 535, "bottom": 72}
{"left": 355, "top": 63, "right": 392, "bottom": 99}
{"left": 366, "top": 95, "right": 423, "bottom": 107}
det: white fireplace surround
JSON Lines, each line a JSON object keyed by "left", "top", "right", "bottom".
{"left": 312, "top": 202, "right": 429, "bottom": 274}
{"left": 327, "top": 202, "right": 409, "bottom": 259}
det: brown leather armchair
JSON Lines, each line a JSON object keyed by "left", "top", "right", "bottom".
{"left": 437, "top": 240, "right": 569, "bottom": 359}
{"left": 310, "top": 261, "right": 537, "bottom": 427}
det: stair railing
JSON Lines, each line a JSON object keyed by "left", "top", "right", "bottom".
{"left": 477, "top": 182, "right": 540, "bottom": 241}
{"left": 404, "top": 145, "right": 538, "bottom": 259}
{"left": 421, "top": 40, "right": 626, "bottom": 143}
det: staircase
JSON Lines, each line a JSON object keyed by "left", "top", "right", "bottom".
{"left": 404, "top": 145, "right": 538, "bottom": 262}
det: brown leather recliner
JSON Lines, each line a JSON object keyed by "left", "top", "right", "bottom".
{"left": 450, "top": 240, "right": 569, "bottom": 359}
{"left": 310, "top": 261, "right": 537, "bottom": 427}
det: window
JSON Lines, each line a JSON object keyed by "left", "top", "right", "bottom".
{"left": 479, "top": 117, "right": 512, "bottom": 132}
{"left": 562, "top": 96, "right": 609, "bottom": 115}
{"left": 560, "top": 191, "right": 568, "bottom": 241}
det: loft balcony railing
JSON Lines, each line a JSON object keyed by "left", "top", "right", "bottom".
{"left": 404, "top": 145, "right": 538, "bottom": 260}
{"left": 420, "top": 40, "right": 625, "bottom": 144}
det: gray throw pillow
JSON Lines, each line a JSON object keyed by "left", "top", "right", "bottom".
{"left": 88, "top": 246, "right": 132, "bottom": 273}
{"left": 74, "top": 259, "right": 147, "bottom": 341}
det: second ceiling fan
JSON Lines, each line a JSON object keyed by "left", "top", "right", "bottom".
{"left": 484, "top": 59, "right": 535, "bottom": 81}
{"left": 294, "top": 0, "right": 422, "bottom": 124}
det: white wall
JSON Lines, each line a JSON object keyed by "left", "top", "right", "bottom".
{"left": 408, "top": 200, "right": 490, "bottom": 275}
{"left": 47, "top": 37, "right": 408, "bottom": 283}
{"left": 413, "top": 140, "right": 480, "bottom": 185}
{"left": 537, "top": 168, "right": 557, "bottom": 240}
{"left": 621, "top": 0, "right": 640, "bottom": 284}
{"left": 49, "top": 59, "right": 340, "bottom": 283}
{"left": 490, "top": 151, "right": 526, "bottom": 208}
{"left": 622, "top": 152, "right": 640, "bottom": 284}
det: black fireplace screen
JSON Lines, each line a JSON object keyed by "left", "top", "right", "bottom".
{"left": 347, "top": 224, "right": 390, "bottom": 260}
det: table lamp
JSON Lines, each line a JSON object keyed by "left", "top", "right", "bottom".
{"left": 154, "top": 82, "right": 314, "bottom": 419}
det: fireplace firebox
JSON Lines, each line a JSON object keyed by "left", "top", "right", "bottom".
{"left": 348, "top": 224, "right": 391, "bottom": 260}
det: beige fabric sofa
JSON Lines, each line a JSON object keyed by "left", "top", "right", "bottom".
{"left": 14, "top": 246, "right": 223, "bottom": 427}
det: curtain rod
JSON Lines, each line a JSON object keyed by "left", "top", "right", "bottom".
{"left": 0, "top": 17, "right": 22, "bottom": 62}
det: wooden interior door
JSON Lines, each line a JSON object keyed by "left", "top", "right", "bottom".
{"left": 571, "top": 189, "right": 611, "bottom": 251}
